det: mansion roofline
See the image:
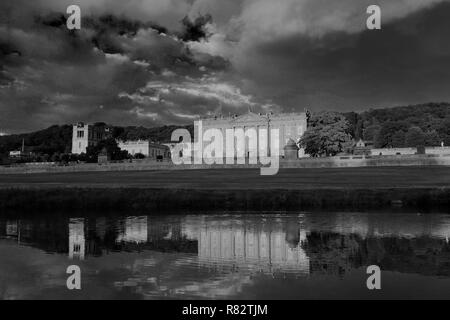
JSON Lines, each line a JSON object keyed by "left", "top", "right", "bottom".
{"left": 198, "top": 110, "right": 308, "bottom": 121}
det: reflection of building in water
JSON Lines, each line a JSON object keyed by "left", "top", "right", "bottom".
{"left": 69, "top": 218, "right": 85, "bottom": 260}
{"left": 6, "top": 220, "right": 18, "bottom": 238}
{"left": 197, "top": 222, "right": 310, "bottom": 275}
{"left": 116, "top": 216, "right": 148, "bottom": 244}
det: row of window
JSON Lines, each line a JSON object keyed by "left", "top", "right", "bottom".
{"left": 202, "top": 125, "right": 303, "bottom": 136}
{"left": 127, "top": 148, "right": 169, "bottom": 157}
{"left": 76, "top": 131, "right": 107, "bottom": 140}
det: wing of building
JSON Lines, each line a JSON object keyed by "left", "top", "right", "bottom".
{"left": 117, "top": 140, "right": 170, "bottom": 159}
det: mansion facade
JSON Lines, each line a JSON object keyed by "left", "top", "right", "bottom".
{"left": 195, "top": 111, "right": 308, "bottom": 158}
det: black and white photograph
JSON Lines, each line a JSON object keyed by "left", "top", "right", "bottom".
{"left": 0, "top": 0, "right": 450, "bottom": 307}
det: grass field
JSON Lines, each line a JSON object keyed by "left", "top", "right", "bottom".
{"left": 0, "top": 166, "right": 449, "bottom": 190}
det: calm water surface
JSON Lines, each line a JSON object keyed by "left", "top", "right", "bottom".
{"left": 0, "top": 212, "right": 450, "bottom": 299}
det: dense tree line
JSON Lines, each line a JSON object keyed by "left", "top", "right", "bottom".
{"left": 344, "top": 102, "right": 450, "bottom": 148}
{"left": 301, "top": 103, "right": 449, "bottom": 157}
{"left": 0, "top": 124, "right": 193, "bottom": 163}
{"left": 0, "top": 125, "right": 73, "bottom": 158}
{"left": 112, "top": 125, "right": 193, "bottom": 142}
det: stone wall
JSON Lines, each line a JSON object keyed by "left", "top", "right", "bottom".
{"left": 0, "top": 154, "right": 449, "bottom": 174}
{"left": 369, "top": 146, "right": 450, "bottom": 156}
{"left": 425, "top": 146, "right": 450, "bottom": 155}
{"left": 370, "top": 148, "right": 417, "bottom": 156}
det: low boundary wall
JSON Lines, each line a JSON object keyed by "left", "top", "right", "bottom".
{"left": 0, "top": 154, "right": 449, "bottom": 174}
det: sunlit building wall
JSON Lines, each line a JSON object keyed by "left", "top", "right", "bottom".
{"left": 69, "top": 218, "right": 85, "bottom": 260}
{"left": 197, "top": 223, "right": 310, "bottom": 274}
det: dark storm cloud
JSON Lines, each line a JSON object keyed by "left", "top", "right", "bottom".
{"left": 232, "top": 1, "right": 450, "bottom": 112}
{"left": 1, "top": 0, "right": 450, "bottom": 133}
{"left": 0, "top": 0, "right": 237, "bottom": 133}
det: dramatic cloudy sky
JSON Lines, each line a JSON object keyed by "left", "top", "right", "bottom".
{"left": 1, "top": 0, "right": 450, "bottom": 133}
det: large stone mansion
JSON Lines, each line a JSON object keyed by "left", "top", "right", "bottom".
{"left": 195, "top": 111, "right": 308, "bottom": 157}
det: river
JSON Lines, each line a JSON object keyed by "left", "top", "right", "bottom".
{"left": 0, "top": 212, "right": 449, "bottom": 299}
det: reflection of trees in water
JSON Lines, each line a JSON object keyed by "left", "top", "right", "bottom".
{"left": 0, "top": 218, "right": 69, "bottom": 254}
{"left": 365, "top": 236, "right": 450, "bottom": 276}
{"left": 304, "top": 232, "right": 364, "bottom": 277}
{"left": 0, "top": 216, "right": 197, "bottom": 258}
{"left": 304, "top": 231, "right": 450, "bottom": 277}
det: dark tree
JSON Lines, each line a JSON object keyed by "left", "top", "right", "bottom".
{"left": 374, "top": 121, "right": 408, "bottom": 148}
{"left": 362, "top": 124, "right": 380, "bottom": 141}
{"left": 436, "top": 118, "right": 450, "bottom": 146}
{"left": 425, "top": 130, "right": 441, "bottom": 146}
{"left": 134, "top": 153, "right": 146, "bottom": 159}
{"left": 86, "top": 138, "right": 129, "bottom": 161}
{"left": 405, "top": 126, "right": 426, "bottom": 147}
{"left": 299, "top": 112, "right": 353, "bottom": 157}
{"left": 343, "top": 112, "right": 359, "bottom": 138}
{"left": 391, "top": 130, "right": 406, "bottom": 147}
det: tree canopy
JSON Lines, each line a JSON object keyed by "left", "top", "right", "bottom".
{"left": 299, "top": 112, "right": 353, "bottom": 157}
{"left": 86, "top": 137, "right": 129, "bottom": 161}
{"left": 405, "top": 126, "right": 426, "bottom": 147}
{"left": 345, "top": 102, "right": 450, "bottom": 147}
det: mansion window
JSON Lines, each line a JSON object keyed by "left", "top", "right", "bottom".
{"left": 285, "top": 126, "right": 291, "bottom": 136}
